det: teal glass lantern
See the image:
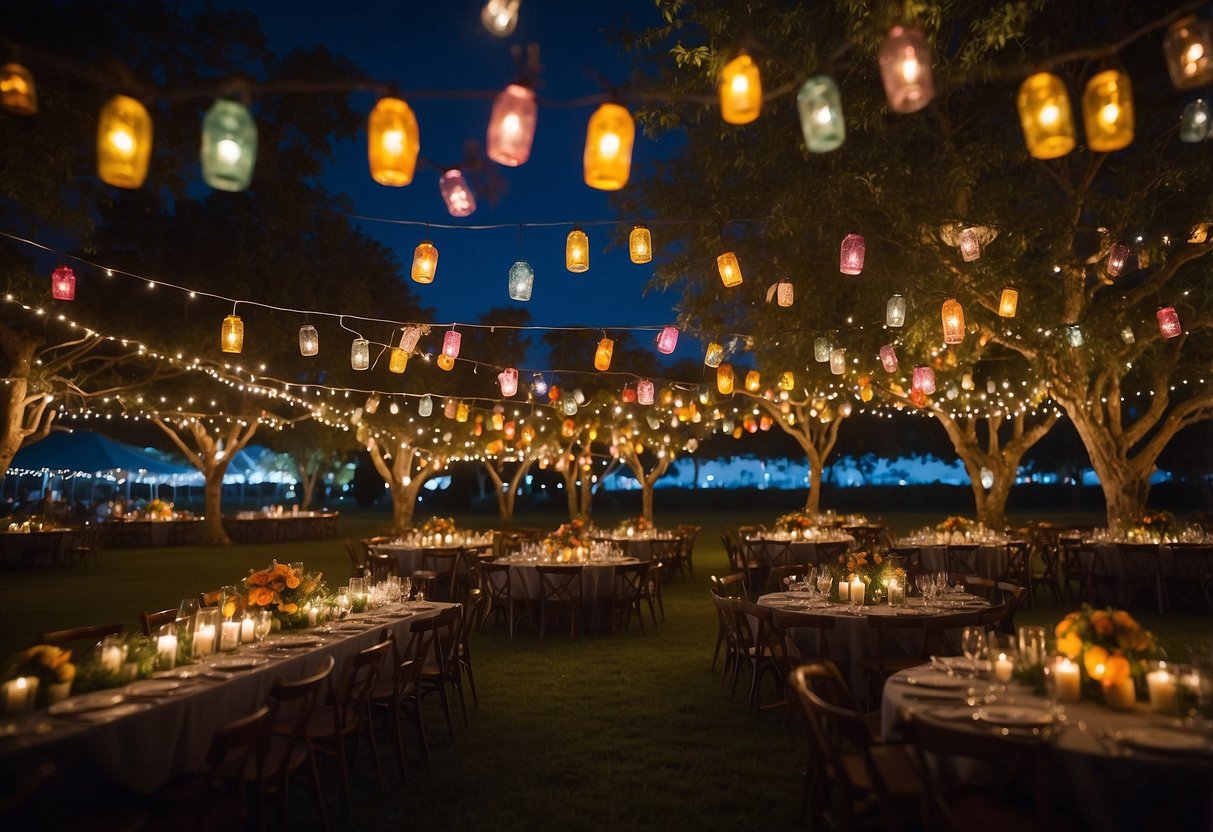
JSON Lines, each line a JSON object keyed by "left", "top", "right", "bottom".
{"left": 508, "top": 260, "right": 534, "bottom": 301}
{"left": 418, "top": 395, "right": 433, "bottom": 417}
{"left": 797, "top": 75, "right": 845, "bottom": 153}
{"left": 201, "top": 99, "right": 257, "bottom": 192}
{"left": 1180, "top": 99, "right": 1210, "bottom": 143}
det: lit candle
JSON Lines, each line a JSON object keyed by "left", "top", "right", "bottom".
{"left": 3, "top": 677, "right": 34, "bottom": 715}
{"left": 887, "top": 580, "right": 904, "bottom": 607}
{"left": 240, "top": 615, "right": 255, "bottom": 644}
{"left": 1054, "top": 658, "right": 1082, "bottom": 701}
{"left": 308, "top": 605, "right": 319, "bottom": 627}
{"left": 220, "top": 621, "right": 241, "bottom": 652}
{"left": 1147, "top": 663, "right": 1179, "bottom": 714}
{"left": 838, "top": 577, "right": 850, "bottom": 602}
{"left": 1102, "top": 675, "right": 1136, "bottom": 710}
{"left": 995, "top": 652, "right": 1015, "bottom": 683}
{"left": 157, "top": 634, "right": 178, "bottom": 670}
{"left": 100, "top": 644, "right": 124, "bottom": 673}
{"left": 193, "top": 623, "right": 216, "bottom": 658}
{"left": 849, "top": 576, "right": 865, "bottom": 606}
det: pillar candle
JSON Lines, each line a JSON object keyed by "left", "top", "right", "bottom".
{"left": 100, "top": 644, "right": 124, "bottom": 673}
{"left": 156, "top": 634, "right": 178, "bottom": 670}
{"left": 1054, "top": 658, "right": 1082, "bottom": 701}
{"left": 994, "top": 652, "right": 1015, "bottom": 683}
{"left": 3, "top": 677, "right": 35, "bottom": 715}
{"left": 220, "top": 621, "right": 240, "bottom": 651}
{"left": 849, "top": 576, "right": 865, "bottom": 606}
{"left": 838, "top": 577, "right": 850, "bottom": 602}
{"left": 240, "top": 616, "right": 255, "bottom": 644}
{"left": 193, "top": 623, "right": 216, "bottom": 658}
{"left": 1147, "top": 665, "right": 1179, "bottom": 713}
{"left": 308, "top": 606, "right": 319, "bottom": 627}
{"left": 1102, "top": 676, "right": 1136, "bottom": 710}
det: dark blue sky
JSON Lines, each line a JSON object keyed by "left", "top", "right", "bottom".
{"left": 203, "top": 0, "right": 696, "bottom": 363}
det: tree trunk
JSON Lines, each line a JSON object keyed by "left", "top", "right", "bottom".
{"left": 202, "top": 471, "right": 231, "bottom": 545}
{"left": 803, "top": 455, "right": 823, "bottom": 514}
{"left": 1099, "top": 469, "right": 1150, "bottom": 534}
{"left": 641, "top": 481, "right": 654, "bottom": 523}
{"left": 391, "top": 484, "right": 416, "bottom": 533}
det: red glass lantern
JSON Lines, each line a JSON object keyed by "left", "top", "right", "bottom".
{"left": 621, "top": 384, "right": 637, "bottom": 403}
{"left": 51, "top": 265, "right": 76, "bottom": 300}
{"left": 840, "top": 233, "right": 865, "bottom": 275}
{"left": 442, "top": 330, "right": 462, "bottom": 359}
{"left": 1157, "top": 307, "right": 1182, "bottom": 338}
{"left": 637, "top": 380, "right": 655, "bottom": 405}
{"left": 912, "top": 365, "right": 936, "bottom": 395}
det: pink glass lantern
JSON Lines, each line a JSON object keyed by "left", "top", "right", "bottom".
{"left": 439, "top": 169, "right": 476, "bottom": 217}
{"left": 656, "top": 326, "right": 679, "bottom": 354}
{"left": 840, "top": 233, "right": 865, "bottom": 275}
{"left": 399, "top": 325, "right": 423, "bottom": 353}
{"left": 637, "top": 379, "right": 655, "bottom": 405}
{"left": 442, "top": 330, "right": 462, "bottom": 359}
{"left": 1157, "top": 307, "right": 1182, "bottom": 338}
{"left": 498, "top": 367, "right": 519, "bottom": 396}
{"left": 51, "top": 265, "right": 76, "bottom": 300}
{"left": 912, "top": 365, "right": 936, "bottom": 395}
{"left": 487, "top": 83, "right": 537, "bottom": 166}
{"left": 879, "top": 344, "right": 899, "bottom": 373}
{"left": 959, "top": 228, "right": 981, "bottom": 262}
{"left": 1106, "top": 242, "right": 1131, "bottom": 277}
{"left": 879, "top": 27, "right": 935, "bottom": 114}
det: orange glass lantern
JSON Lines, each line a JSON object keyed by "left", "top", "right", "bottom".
{"left": 368, "top": 97, "right": 420, "bottom": 186}
{"left": 97, "top": 95, "right": 152, "bottom": 189}
{"left": 583, "top": 103, "right": 634, "bottom": 191}
{"left": 879, "top": 27, "right": 934, "bottom": 114}
{"left": 779, "top": 371, "right": 794, "bottom": 391}
{"left": 594, "top": 337, "right": 614, "bottom": 371}
{"left": 1082, "top": 70, "right": 1133, "bottom": 153}
{"left": 437, "top": 354, "right": 455, "bottom": 371}
{"left": 412, "top": 241, "right": 438, "bottom": 284}
{"left": 717, "top": 363, "right": 735, "bottom": 395}
{"left": 0, "top": 63, "right": 36, "bottom": 115}
{"left": 998, "top": 287, "right": 1019, "bottom": 318}
{"left": 941, "top": 298, "right": 965, "bottom": 344}
{"left": 629, "top": 225, "right": 652, "bottom": 264}
{"left": 487, "top": 83, "right": 537, "bottom": 166}
{"left": 717, "top": 251, "right": 743, "bottom": 287}
{"left": 719, "top": 51, "right": 762, "bottom": 125}
{"left": 221, "top": 315, "right": 243, "bottom": 354}
{"left": 744, "top": 370, "right": 761, "bottom": 392}
{"left": 1017, "top": 73, "right": 1075, "bottom": 160}
{"left": 566, "top": 227, "right": 589, "bottom": 273}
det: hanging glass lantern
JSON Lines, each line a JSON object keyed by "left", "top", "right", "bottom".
{"left": 487, "top": 83, "right": 537, "bottom": 166}
{"left": 912, "top": 365, "right": 936, "bottom": 395}
{"left": 628, "top": 225, "right": 653, "bottom": 264}
{"left": 583, "top": 103, "right": 634, "bottom": 191}
{"left": 365, "top": 394, "right": 380, "bottom": 415}
{"left": 444, "top": 398, "right": 457, "bottom": 419}
{"left": 998, "top": 287, "right": 1019, "bottom": 318}
{"left": 744, "top": 370, "right": 761, "bottom": 392}
{"left": 941, "top": 298, "right": 965, "bottom": 344}
{"left": 439, "top": 169, "right": 476, "bottom": 217}
{"left": 491, "top": 410, "right": 505, "bottom": 431}
{"left": 1157, "top": 307, "right": 1182, "bottom": 338}
{"left": 201, "top": 99, "right": 257, "bottom": 192}
{"left": 389, "top": 399, "right": 400, "bottom": 415}
{"left": 442, "top": 330, "right": 462, "bottom": 359}
{"left": 481, "top": 0, "right": 520, "bottom": 36}
{"left": 704, "top": 341, "right": 724, "bottom": 367}
{"left": 779, "top": 371, "right": 795, "bottom": 391}
{"left": 1017, "top": 73, "right": 1075, "bottom": 160}
{"left": 814, "top": 337, "right": 831, "bottom": 363}
{"left": 879, "top": 344, "right": 898, "bottom": 373}
{"left": 594, "top": 337, "right": 614, "bottom": 371}
{"left": 719, "top": 51, "right": 762, "bottom": 125}
{"left": 299, "top": 324, "right": 318, "bottom": 356}
{"left": 958, "top": 228, "right": 981, "bottom": 262}
{"left": 573, "top": 388, "right": 586, "bottom": 405}
{"left": 879, "top": 27, "right": 934, "bottom": 114}
{"left": 399, "top": 325, "right": 423, "bottom": 353}
{"left": 221, "top": 315, "right": 243, "bottom": 353}
{"left": 0, "top": 63, "right": 37, "bottom": 115}
{"left": 1180, "top": 100, "right": 1210, "bottom": 142}
{"left": 411, "top": 240, "right": 437, "bottom": 284}
{"left": 498, "top": 367, "right": 519, "bottom": 396}
{"left": 97, "top": 95, "right": 152, "bottom": 189}
{"left": 1066, "top": 325, "right": 1084, "bottom": 347}
{"left": 1164, "top": 17, "right": 1213, "bottom": 89}
{"left": 350, "top": 337, "right": 370, "bottom": 370}
{"left": 438, "top": 352, "right": 455, "bottom": 371}
{"left": 886, "top": 294, "right": 906, "bottom": 327}
{"left": 637, "top": 379, "right": 655, "bottom": 405}
{"left": 829, "top": 348, "right": 846, "bottom": 375}
{"left": 566, "top": 227, "right": 589, "bottom": 273}
{"left": 368, "top": 97, "right": 419, "bottom": 186}
{"left": 797, "top": 75, "right": 844, "bottom": 153}
{"left": 508, "top": 261, "right": 534, "bottom": 301}
{"left": 717, "top": 251, "right": 743, "bottom": 287}
{"left": 621, "top": 384, "right": 637, "bottom": 403}
{"left": 839, "top": 233, "right": 865, "bottom": 274}
{"left": 50, "top": 265, "right": 75, "bottom": 301}
{"left": 418, "top": 395, "right": 433, "bottom": 417}
{"left": 717, "top": 363, "right": 735, "bottom": 395}
{"left": 775, "top": 280, "right": 794, "bottom": 307}
{"left": 1106, "top": 242, "right": 1131, "bottom": 277}
{"left": 656, "top": 326, "right": 679, "bottom": 354}
{"left": 532, "top": 373, "right": 548, "bottom": 396}
{"left": 1082, "top": 70, "right": 1133, "bottom": 153}
{"left": 562, "top": 392, "right": 578, "bottom": 416}
{"left": 389, "top": 347, "right": 408, "bottom": 374}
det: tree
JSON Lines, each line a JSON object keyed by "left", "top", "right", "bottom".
{"left": 366, "top": 433, "right": 449, "bottom": 535}
{"left": 748, "top": 392, "right": 850, "bottom": 514}
{"left": 265, "top": 418, "right": 356, "bottom": 510}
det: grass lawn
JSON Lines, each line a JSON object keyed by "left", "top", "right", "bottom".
{"left": 2, "top": 505, "right": 1209, "bottom": 830}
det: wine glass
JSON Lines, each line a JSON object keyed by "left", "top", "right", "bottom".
{"left": 816, "top": 571, "right": 833, "bottom": 604}
{"left": 961, "top": 626, "right": 986, "bottom": 677}
{"left": 253, "top": 610, "right": 272, "bottom": 645}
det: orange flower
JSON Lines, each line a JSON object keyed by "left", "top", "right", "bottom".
{"left": 1101, "top": 653, "right": 1131, "bottom": 684}
{"left": 1112, "top": 610, "right": 1138, "bottom": 632}
{"left": 1083, "top": 645, "right": 1109, "bottom": 679}
{"left": 250, "top": 587, "right": 274, "bottom": 606}
{"left": 1056, "top": 630, "right": 1082, "bottom": 659}
{"left": 286, "top": 575, "right": 301, "bottom": 589}
{"left": 279, "top": 603, "right": 298, "bottom": 615}
{"left": 1090, "top": 610, "right": 1114, "bottom": 638}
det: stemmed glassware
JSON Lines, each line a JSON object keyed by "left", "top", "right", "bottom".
{"left": 815, "top": 571, "right": 833, "bottom": 605}
{"left": 961, "top": 626, "right": 986, "bottom": 677}
{"left": 253, "top": 610, "right": 272, "bottom": 645}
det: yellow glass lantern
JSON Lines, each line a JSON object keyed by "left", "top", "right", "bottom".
{"left": 941, "top": 298, "right": 965, "bottom": 344}
{"left": 0, "top": 63, "right": 37, "bottom": 115}
{"left": 221, "top": 314, "right": 243, "bottom": 354}
{"left": 594, "top": 337, "right": 614, "bottom": 371}
{"left": 719, "top": 52, "right": 762, "bottom": 125}
{"left": 412, "top": 240, "right": 438, "bottom": 284}
{"left": 779, "top": 371, "right": 795, "bottom": 391}
{"left": 1082, "top": 70, "right": 1133, "bottom": 153}
{"left": 744, "top": 370, "right": 761, "bottom": 392}
{"left": 437, "top": 354, "right": 455, "bottom": 371}
{"left": 1017, "top": 73, "right": 1075, "bottom": 160}
{"left": 998, "top": 287, "right": 1019, "bottom": 318}
{"left": 368, "top": 97, "right": 420, "bottom": 186}
{"left": 491, "top": 411, "right": 505, "bottom": 431}
{"left": 456, "top": 402, "right": 469, "bottom": 423}
{"left": 629, "top": 225, "right": 652, "bottom": 264}
{"left": 717, "top": 363, "right": 735, "bottom": 395}
{"left": 717, "top": 251, "right": 743, "bottom": 287}
{"left": 860, "top": 383, "right": 874, "bottom": 403}
{"left": 704, "top": 341, "right": 724, "bottom": 367}
{"left": 566, "top": 227, "right": 589, "bottom": 273}
{"left": 389, "top": 347, "right": 409, "bottom": 374}
{"left": 583, "top": 103, "right": 634, "bottom": 191}
{"left": 97, "top": 95, "right": 152, "bottom": 189}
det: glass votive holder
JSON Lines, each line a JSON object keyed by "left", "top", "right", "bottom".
{"left": 193, "top": 608, "right": 220, "bottom": 658}
{"left": 1045, "top": 655, "right": 1082, "bottom": 703}
{"left": 886, "top": 580, "right": 905, "bottom": 607}
{"left": 220, "top": 618, "right": 241, "bottom": 652}
{"left": 155, "top": 623, "right": 178, "bottom": 671}
{"left": 2, "top": 676, "right": 38, "bottom": 716}
{"left": 1146, "top": 660, "right": 1181, "bottom": 715}
{"left": 97, "top": 634, "right": 127, "bottom": 675}
{"left": 1017, "top": 625, "right": 1046, "bottom": 669}
{"left": 239, "top": 612, "right": 256, "bottom": 644}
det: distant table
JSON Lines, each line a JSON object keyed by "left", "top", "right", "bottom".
{"left": 223, "top": 512, "right": 339, "bottom": 543}
{"left": 591, "top": 533, "right": 681, "bottom": 561}
{"left": 371, "top": 540, "right": 494, "bottom": 577}
{"left": 0, "top": 529, "right": 72, "bottom": 568}
{"left": 495, "top": 556, "right": 639, "bottom": 632}
{"left": 99, "top": 518, "right": 204, "bottom": 548}
{"left": 744, "top": 535, "right": 854, "bottom": 567}
{"left": 893, "top": 538, "right": 1017, "bottom": 580}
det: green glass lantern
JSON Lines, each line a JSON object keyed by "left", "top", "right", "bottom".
{"left": 201, "top": 99, "right": 258, "bottom": 191}
{"left": 797, "top": 75, "right": 845, "bottom": 153}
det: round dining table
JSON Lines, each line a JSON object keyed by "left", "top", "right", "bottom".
{"left": 744, "top": 534, "right": 855, "bottom": 567}
{"left": 590, "top": 532, "right": 680, "bottom": 562}
{"left": 493, "top": 555, "right": 639, "bottom": 632}
{"left": 371, "top": 538, "right": 494, "bottom": 576}
{"left": 893, "top": 536, "right": 1017, "bottom": 580}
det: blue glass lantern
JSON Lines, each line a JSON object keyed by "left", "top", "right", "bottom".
{"left": 797, "top": 75, "right": 845, "bottom": 153}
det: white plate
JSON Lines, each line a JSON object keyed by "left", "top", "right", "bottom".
{"left": 935, "top": 657, "right": 993, "bottom": 673}
{"left": 266, "top": 637, "right": 324, "bottom": 649}
{"left": 125, "top": 679, "right": 182, "bottom": 697}
{"left": 409, "top": 603, "right": 437, "bottom": 611}
{"left": 929, "top": 705, "right": 980, "bottom": 721}
{"left": 1118, "top": 728, "right": 1213, "bottom": 754}
{"left": 904, "top": 672, "right": 972, "bottom": 690}
{"left": 73, "top": 702, "right": 146, "bottom": 723}
{"left": 210, "top": 657, "right": 268, "bottom": 672}
{"left": 977, "top": 705, "right": 1053, "bottom": 727}
{"left": 48, "top": 691, "right": 126, "bottom": 715}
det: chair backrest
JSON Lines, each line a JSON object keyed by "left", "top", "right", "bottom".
{"left": 37, "top": 623, "right": 123, "bottom": 649}
{"left": 613, "top": 561, "right": 648, "bottom": 601}
{"left": 269, "top": 655, "right": 335, "bottom": 750}
{"left": 677, "top": 524, "right": 701, "bottom": 556}
{"left": 480, "top": 561, "right": 514, "bottom": 601}
{"left": 711, "top": 594, "right": 751, "bottom": 654}
{"left": 460, "top": 589, "right": 485, "bottom": 651}
{"left": 344, "top": 539, "right": 365, "bottom": 574}
{"left": 771, "top": 608, "right": 836, "bottom": 657}
{"left": 365, "top": 552, "right": 398, "bottom": 583}
{"left": 767, "top": 563, "right": 811, "bottom": 592}
{"left": 925, "top": 609, "right": 986, "bottom": 655}
{"left": 205, "top": 704, "right": 273, "bottom": 790}
{"left": 331, "top": 638, "right": 392, "bottom": 734}
{"left": 961, "top": 574, "right": 997, "bottom": 600}
{"left": 719, "top": 530, "right": 743, "bottom": 572}
{"left": 710, "top": 572, "right": 747, "bottom": 598}
{"left": 140, "top": 608, "right": 179, "bottom": 636}
{"left": 536, "top": 565, "right": 583, "bottom": 602}
{"left": 648, "top": 537, "right": 682, "bottom": 563}
{"left": 866, "top": 615, "right": 929, "bottom": 670}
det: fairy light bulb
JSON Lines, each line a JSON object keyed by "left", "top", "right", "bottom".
{"left": 201, "top": 99, "right": 257, "bottom": 192}
{"left": 389, "top": 399, "right": 400, "bottom": 415}
{"left": 442, "top": 330, "right": 462, "bottom": 360}
{"left": 418, "top": 395, "right": 433, "bottom": 417}
{"left": 637, "top": 379, "right": 655, "bottom": 405}
{"left": 704, "top": 341, "right": 724, "bottom": 368}
{"left": 498, "top": 368, "right": 519, "bottom": 397}
{"left": 1157, "top": 307, "right": 1182, "bottom": 338}
{"left": 487, "top": 83, "right": 537, "bottom": 166}
{"left": 1164, "top": 17, "right": 1213, "bottom": 89}
{"left": 368, "top": 97, "right": 419, "bottom": 186}
{"left": 912, "top": 365, "right": 936, "bottom": 395}
{"left": 0, "top": 63, "right": 37, "bottom": 115}
{"left": 221, "top": 315, "right": 244, "bottom": 354}
{"left": 829, "top": 348, "right": 846, "bottom": 375}
{"left": 1082, "top": 70, "right": 1133, "bottom": 153}
{"left": 566, "top": 227, "right": 589, "bottom": 273}
{"left": 411, "top": 241, "right": 438, "bottom": 284}
{"left": 941, "top": 298, "right": 965, "bottom": 344}
{"left": 508, "top": 261, "right": 534, "bottom": 301}
{"left": 717, "top": 363, "right": 735, "bottom": 395}
{"left": 629, "top": 225, "right": 652, "bottom": 264}
{"left": 958, "top": 228, "right": 981, "bottom": 262}
{"left": 583, "top": 103, "right": 634, "bottom": 190}
{"left": 998, "top": 287, "right": 1019, "bottom": 318}
{"left": 439, "top": 169, "right": 476, "bottom": 217}
{"left": 839, "top": 234, "right": 865, "bottom": 274}
{"left": 886, "top": 294, "right": 906, "bottom": 327}
{"left": 50, "top": 266, "right": 75, "bottom": 301}
{"left": 350, "top": 337, "right": 370, "bottom": 370}
{"left": 717, "top": 251, "right": 743, "bottom": 287}
{"left": 879, "top": 27, "right": 934, "bottom": 114}
{"left": 97, "top": 95, "right": 152, "bottom": 189}
{"left": 656, "top": 326, "right": 678, "bottom": 354}
{"left": 797, "top": 74, "right": 844, "bottom": 152}
{"left": 879, "top": 344, "right": 898, "bottom": 373}
{"left": 1017, "top": 73, "right": 1075, "bottom": 159}
{"left": 719, "top": 51, "right": 762, "bottom": 125}
{"left": 299, "top": 324, "right": 318, "bottom": 356}
{"left": 594, "top": 337, "right": 614, "bottom": 371}
{"left": 389, "top": 348, "right": 408, "bottom": 374}
{"left": 481, "top": 0, "right": 520, "bottom": 36}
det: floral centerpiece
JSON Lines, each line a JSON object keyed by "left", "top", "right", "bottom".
{"left": 243, "top": 560, "right": 327, "bottom": 629}
{"left": 146, "top": 499, "right": 174, "bottom": 520}
{"left": 617, "top": 516, "right": 651, "bottom": 534}
{"left": 1054, "top": 605, "right": 1162, "bottom": 707}
{"left": 774, "top": 511, "right": 815, "bottom": 534}
{"left": 936, "top": 515, "right": 975, "bottom": 534}
{"left": 1124, "top": 510, "right": 1179, "bottom": 541}
{"left": 419, "top": 516, "right": 457, "bottom": 538}
{"left": 5, "top": 645, "right": 76, "bottom": 705}
{"left": 544, "top": 519, "right": 589, "bottom": 561}
{"left": 830, "top": 552, "right": 905, "bottom": 603}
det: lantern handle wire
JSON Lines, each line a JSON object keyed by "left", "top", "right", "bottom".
{"left": 337, "top": 315, "right": 363, "bottom": 339}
